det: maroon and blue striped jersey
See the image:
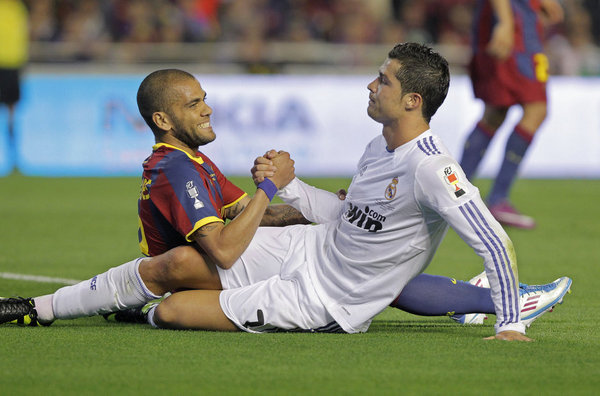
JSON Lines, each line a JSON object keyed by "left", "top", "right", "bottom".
{"left": 472, "top": 0, "right": 544, "bottom": 56}
{"left": 470, "top": 0, "right": 548, "bottom": 106}
{"left": 138, "top": 143, "right": 247, "bottom": 256}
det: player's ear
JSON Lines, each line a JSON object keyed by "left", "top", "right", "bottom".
{"left": 404, "top": 93, "right": 423, "bottom": 111}
{"left": 152, "top": 111, "right": 172, "bottom": 132}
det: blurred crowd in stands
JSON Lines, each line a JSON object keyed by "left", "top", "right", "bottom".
{"left": 21, "top": 0, "right": 600, "bottom": 75}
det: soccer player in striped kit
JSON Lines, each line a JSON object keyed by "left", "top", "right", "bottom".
{"left": 460, "top": 0, "right": 564, "bottom": 229}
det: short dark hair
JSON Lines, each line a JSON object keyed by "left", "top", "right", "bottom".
{"left": 387, "top": 43, "right": 450, "bottom": 122}
{"left": 136, "top": 69, "right": 196, "bottom": 132}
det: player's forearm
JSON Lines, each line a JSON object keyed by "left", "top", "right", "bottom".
{"left": 194, "top": 190, "right": 272, "bottom": 269}
{"left": 277, "top": 177, "right": 345, "bottom": 224}
{"left": 466, "top": 227, "right": 523, "bottom": 333}
{"left": 490, "top": 0, "right": 514, "bottom": 26}
{"left": 440, "top": 199, "right": 523, "bottom": 333}
{"left": 261, "top": 204, "right": 312, "bottom": 226}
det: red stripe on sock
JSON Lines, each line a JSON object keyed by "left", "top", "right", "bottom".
{"left": 514, "top": 125, "right": 535, "bottom": 143}
{"left": 477, "top": 121, "right": 497, "bottom": 138}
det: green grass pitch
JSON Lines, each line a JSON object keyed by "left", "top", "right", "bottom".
{"left": 0, "top": 175, "right": 599, "bottom": 395}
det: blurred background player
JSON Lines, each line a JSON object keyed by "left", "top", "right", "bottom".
{"left": 459, "top": 0, "right": 564, "bottom": 229}
{"left": 0, "top": 0, "right": 28, "bottom": 173}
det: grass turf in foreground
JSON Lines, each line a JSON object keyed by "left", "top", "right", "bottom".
{"left": 0, "top": 175, "right": 599, "bottom": 395}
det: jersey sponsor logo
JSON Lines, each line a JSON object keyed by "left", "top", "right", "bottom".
{"left": 384, "top": 177, "right": 398, "bottom": 200}
{"left": 439, "top": 165, "right": 466, "bottom": 199}
{"left": 186, "top": 181, "right": 205, "bottom": 209}
{"left": 343, "top": 203, "right": 386, "bottom": 232}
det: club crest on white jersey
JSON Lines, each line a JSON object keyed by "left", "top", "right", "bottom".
{"left": 384, "top": 177, "right": 399, "bottom": 200}
{"left": 438, "top": 165, "right": 467, "bottom": 199}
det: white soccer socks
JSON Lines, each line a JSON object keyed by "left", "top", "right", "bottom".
{"left": 49, "top": 258, "right": 160, "bottom": 320}
{"left": 32, "top": 294, "right": 55, "bottom": 324}
{"left": 146, "top": 304, "right": 159, "bottom": 328}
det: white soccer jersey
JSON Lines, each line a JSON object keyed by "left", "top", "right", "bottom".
{"left": 278, "top": 130, "right": 524, "bottom": 334}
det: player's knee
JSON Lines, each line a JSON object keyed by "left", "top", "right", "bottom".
{"left": 163, "top": 246, "right": 198, "bottom": 280}
{"left": 165, "top": 246, "right": 221, "bottom": 290}
{"left": 153, "top": 300, "right": 179, "bottom": 329}
{"left": 139, "top": 247, "right": 196, "bottom": 293}
{"left": 521, "top": 102, "right": 548, "bottom": 130}
{"left": 482, "top": 106, "right": 508, "bottom": 129}
{"left": 530, "top": 107, "right": 547, "bottom": 127}
{"left": 536, "top": 106, "right": 548, "bottom": 125}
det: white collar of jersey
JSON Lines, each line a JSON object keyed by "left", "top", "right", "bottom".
{"left": 384, "top": 129, "right": 432, "bottom": 153}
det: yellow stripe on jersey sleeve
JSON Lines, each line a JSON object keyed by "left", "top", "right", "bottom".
{"left": 185, "top": 216, "right": 224, "bottom": 242}
{"left": 221, "top": 192, "right": 248, "bottom": 216}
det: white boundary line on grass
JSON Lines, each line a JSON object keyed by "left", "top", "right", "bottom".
{"left": 0, "top": 272, "right": 81, "bottom": 285}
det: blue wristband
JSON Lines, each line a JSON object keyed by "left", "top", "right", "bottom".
{"left": 257, "top": 179, "right": 278, "bottom": 201}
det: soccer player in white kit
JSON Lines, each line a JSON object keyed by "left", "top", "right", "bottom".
{"left": 153, "top": 43, "right": 530, "bottom": 341}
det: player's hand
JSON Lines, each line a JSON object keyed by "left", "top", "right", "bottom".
{"left": 336, "top": 189, "right": 347, "bottom": 200}
{"left": 263, "top": 149, "right": 279, "bottom": 160}
{"left": 251, "top": 154, "right": 277, "bottom": 185}
{"left": 484, "top": 330, "right": 534, "bottom": 342}
{"left": 540, "top": 0, "right": 564, "bottom": 25}
{"left": 268, "top": 150, "right": 296, "bottom": 189}
{"left": 486, "top": 21, "right": 514, "bottom": 60}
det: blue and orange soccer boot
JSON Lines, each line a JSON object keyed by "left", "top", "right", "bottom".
{"left": 452, "top": 273, "right": 572, "bottom": 327}
{"left": 520, "top": 277, "right": 572, "bottom": 327}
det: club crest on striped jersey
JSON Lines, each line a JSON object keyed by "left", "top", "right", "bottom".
{"left": 186, "top": 181, "right": 205, "bottom": 209}
{"left": 140, "top": 178, "right": 151, "bottom": 200}
{"left": 439, "top": 165, "right": 466, "bottom": 199}
{"left": 384, "top": 177, "right": 399, "bottom": 200}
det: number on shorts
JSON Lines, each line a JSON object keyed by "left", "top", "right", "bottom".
{"left": 244, "top": 309, "right": 265, "bottom": 327}
{"left": 534, "top": 53, "right": 549, "bottom": 83}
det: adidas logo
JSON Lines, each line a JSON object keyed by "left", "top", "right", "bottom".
{"left": 521, "top": 294, "right": 541, "bottom": 314}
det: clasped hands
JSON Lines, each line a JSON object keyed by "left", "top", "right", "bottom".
{"left": 251, "top": 149, "right": 296, "bottom": 189}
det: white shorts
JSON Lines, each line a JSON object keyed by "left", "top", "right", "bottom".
{"left": 219, "top": 270, "right": 343, "bottom": 333}
{"left": 218, "top": 225, "right": 344, "bottom": 333}
{"left": 217, "top": 225, "right": 300, "bottom": 290}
